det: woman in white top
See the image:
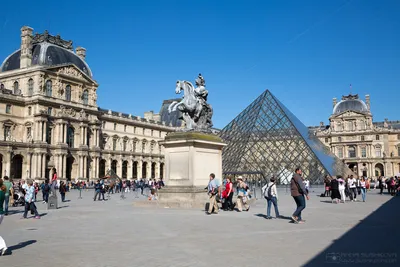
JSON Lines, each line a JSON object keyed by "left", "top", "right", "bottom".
{"left": 338, "top": 178, "right": 346, "bottom": 203}
{"left": 360, "top": 177, "right": 367, "bottom": 202}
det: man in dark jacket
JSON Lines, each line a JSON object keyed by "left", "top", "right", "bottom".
{"left": 290, "top": 168, "right": 309, "bottom": 223}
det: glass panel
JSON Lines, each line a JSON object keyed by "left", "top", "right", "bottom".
{"left": 65, "top": 85, "right": 71, "bottom": 101}
{"left": 219, "top": 90, "right": 352, "bottom": 185}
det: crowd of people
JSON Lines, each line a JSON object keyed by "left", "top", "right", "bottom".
{"left": 324, "top": 175, "right": 400, "bottom": 203}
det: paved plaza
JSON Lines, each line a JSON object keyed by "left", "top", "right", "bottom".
{"left": 1, "top": 188, "right": 398, "bottom": 267}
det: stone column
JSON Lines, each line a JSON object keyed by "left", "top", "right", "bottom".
{"left": 31, "top": 153, "right": 37, "bottom": 178}
{"left": 147, "top": 161, "right": 151, "bottom": 179}
{"left": 28, "top": 153, "right": 33, "bottom": 179}
{"left": 83, "top": 156, "right": 87, "bottom": 179}
{"left": 63, "top": 124, "right": 67, "bottom": 144}
{"left": 35, "top": 120, "right": 40, "bottom": 142}
{"left": 95, "top": 129, "right": 99, "bottom": 147}
{"left": 137, "top": 160, "right": 142, "bottom": 179}
{"left": 5, "top": 151, "right": 12, "bottom": 177}
{"left": 156, "top": 162, "right": 160, "bottom": 178}
{"left": 62, "top": 154, "right": 67, "bottom": 180}
{"left": 95, "top": 157, "right": 99, "bottom": 178}
{"left": 42, "top": 153, "right": 46, "bottom": 179}
{"left": 41, "top": 121, "right": 45, "bottom": 141}
{"left": 118, "top": 158, "right": 123, "bottom": 178}
{"left": 127, "top": 160, "right": 133, "bottom": 179}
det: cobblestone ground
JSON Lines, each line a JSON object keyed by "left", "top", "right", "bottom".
{"left": 0, "top": 187, "right": 398, "bottom": 267}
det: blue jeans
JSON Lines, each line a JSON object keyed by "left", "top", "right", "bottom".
{"left": 361, "top": 188, "right": 366, "bottom": 201}
{"left": 293, "top": 195, "right": 306, "bottom": 220}
{"left": 266, "top": 197, "right": 280, "bottom": 217}
{"left": 4, "top": 195, "right": 9, "bottom": 214}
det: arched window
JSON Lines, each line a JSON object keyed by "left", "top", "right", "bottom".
{"left": 46, "top": 80, "right": 52, "bottom": 97}
{"left": 67, "top": 127, "right": 74, "bottom": 148}
{"left": 82, "top": 90, "right": 89, "bottom": 105}
{"left": 65, "top": 85, "right": 71, "bottom": 101}
{"left": 13, "top": 81, "right": 19, "bottom": 94}
{"left": 132, "top": 161, "right": 138, "bottom": 178}
{"left": 28, "top": 79, "right": 34, "bottom": 96}
{"left": 142, "top": 162, "right": 147, "bottom": 178}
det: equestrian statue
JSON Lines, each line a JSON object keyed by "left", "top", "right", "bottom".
{"left": 168, "top": 74, "right": 213, "bottom": 132}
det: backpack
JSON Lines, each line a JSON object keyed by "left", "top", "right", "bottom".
{"left": 44, "top": 184, "right": 50, "bottom": 193}
{"left": 264, "top": 183, "right": 274, "bottom": 199}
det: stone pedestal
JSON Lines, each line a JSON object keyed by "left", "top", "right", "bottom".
{"left": 157, "top": 132, "right": 226, "bottom": 208}
{"left": 47, "top": 194, "right": 58, "bottom": 209}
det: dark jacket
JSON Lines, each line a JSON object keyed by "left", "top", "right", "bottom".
{"left": 290, "top": 173, "right": 308, "bottom": 197}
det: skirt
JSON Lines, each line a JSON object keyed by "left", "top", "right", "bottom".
{"left": 331, "top": 189, "right": 341, "bottom": 200}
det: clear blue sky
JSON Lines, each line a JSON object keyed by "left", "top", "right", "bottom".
{"left": 1, "top": 0, "right": 399, "bottom": 128}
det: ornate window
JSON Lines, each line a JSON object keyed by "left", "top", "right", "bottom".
{"left": 27, "top": 127, "right": 32, "bottom": 140}
{"left": 45, "top": 80, "right": 52, "bottom": 96}
{"left": 338, "top": 147, "right": 343, "bottom": 158}
{"left": 112, "top": 137, "right": 117, "bottom": 151}
{"left": 324, "top": 138, "right": 329, "bottom": 143}
{"left": 361, "top": 146, "right": 367, "bottom": 158}
{"left": 47, "top": 107, "right": 52, "bottom": 116}
{"left": 123, "top": 138, "right": 127, "bottom": 151}
{"left": 124, "top": 125, "right": 127, "bottom": 132}
{"left": 375, "top": 146, "right": 382, "bottom": 157}
{"left": 28, "top": 78, "right": 34, "bottom": 96}
{"left": 46, "top": 123, "right": 52, "bottom": 144}
{"left": 142, "top": 140, "right": 147, "bottom": 153}
{"left": 348, "top": 146, "right": 356, "bottom": 158}
{"left": 376, "top": 135, "right": 380, "bottom": 141}
{"left": 6, "top": 104, "right": 11, "bottom": 114}
{"left": 65, "top": 85, "right": 71, "bottom": 101}
{"left": 28, "top": 107, "right": 32, "bottom": 115}
{"left": 361, "top": 136, "right": 365, "bottom": 141}
{"left": 3, "top": 126, "right": 11, "bottom": 140}
{"left": 67, "top": 127, "right": 74, "bottom": 148}
{"left": 82, "top": 90, "right": 89, "bottom": 105}
{"left": 348, "top": 121, "right": 354, "bottom": 131}
{"left": 13, "top": 81, "right": 19, "bottom": 94}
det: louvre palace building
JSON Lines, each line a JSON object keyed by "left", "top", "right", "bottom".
{"left": 0, "top": 26, "right": 178, "bottom": 181}
{"left": 310, "top": 94, "right": 400, "bottom": 178}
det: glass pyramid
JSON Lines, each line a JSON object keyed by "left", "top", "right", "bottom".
{"left": 219, "top": 90, "right": 352, "bottom": 185}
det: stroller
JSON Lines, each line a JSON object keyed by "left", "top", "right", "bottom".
{"left": 13, "top": 192, "right": 25, "bottom": 207}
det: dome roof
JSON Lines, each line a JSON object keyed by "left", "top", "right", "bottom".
{"left": 333, "top": 98, "right": 369, "bottom": 115}
{"left": 1, "top": 42, "right": 92, "bottom": 77}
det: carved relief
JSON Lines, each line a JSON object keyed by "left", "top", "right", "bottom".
{"left": 57, "top": 105, "right": 76, "bottom": 117}
{"left": 57, "top": 67, "right": 83, "bottom": 78}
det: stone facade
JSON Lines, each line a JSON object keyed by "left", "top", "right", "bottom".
{"left": 0, "top": 26, "right": 175, "bottom": 181}
{"left": 310, "top": 94, "right": 400, "bottom": 178}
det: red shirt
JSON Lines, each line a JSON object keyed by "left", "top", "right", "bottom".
{"left": 52, "top": 173, "right": 57, "bottom": 182}
{"left": 222, "top": 182, "right": 233, "bottom": 198}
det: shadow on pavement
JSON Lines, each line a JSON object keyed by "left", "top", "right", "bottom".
{"left": 304, "top": 197, "right": 400, "bottom": 266}
{"left": 4, "top": 240, "right": 37, "bottom": 255}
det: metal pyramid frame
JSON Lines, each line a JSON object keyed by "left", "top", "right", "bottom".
{"left": 219, "top": 90, "right": 352, "bottom": 185}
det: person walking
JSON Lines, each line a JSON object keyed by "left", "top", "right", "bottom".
{"left": 3, "top": 176, "right": 12, "bottom": 216}
{"left": 290, "top": 168, "right": 309, "bottom": 224}
{"left": 338, "top": 177, "right": 346, "bottom": 203}
{"left": 348, "top": 175, "right": 357, "bottom": 201}
{"left": 206, "top": 173, "right": 219, "bottom": 215}
{"left": 221, "top": 176, "right": 233, "bottom": 211}
{"left": 0, "top": 178, "right": 8, "bottom": 255}
{"left": 22, "top": 180, "right": 40, "bottom": 219}
{"left": 42, "top": 179, "right": 51, "bottom": 203}
{"left": 59, "top": 181, "right": 67, "bottom": 202}
{"left": 262, "top": 177, "right": 280, "bottom": 219}
{"left": 360, "top": 177, "right": 367, "bottom": 202}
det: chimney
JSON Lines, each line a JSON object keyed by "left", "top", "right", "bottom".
{"left": 76, "top": 47, "right": 86, "bottom": 60}
{"left": 365, "top": 94, "right": 370, "bottom": 110}
{"left": 333, "top": 97, "right": 337, "bottom": 108}
{"left": 20, "top": 26, "right": 33, "bottom": 68}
